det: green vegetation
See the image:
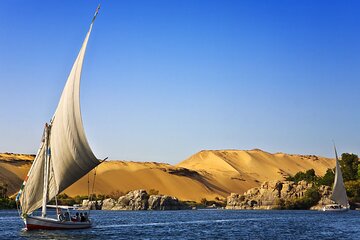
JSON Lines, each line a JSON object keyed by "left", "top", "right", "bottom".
{"left": 0, "top": 197, "right": 16, "bottom": 209}
{"left": 48, "top": 194, "right": 89, "bottom": 206}
{"left": 340, "top": 153, "right": 359, "bottom": 181}
{"left": 317, "top": 168, "right": 335, "bottom": 186}
{"left": 180, "top": 200, "right": 202, "bottom": 208}
{"left": 285, "top": 168, "right": 335, "bottom": 187}
{"left": 0, "top": 183, "right": 8, "bottom": 198}
{"left": 276, "top": 187, "right": 321, "bottom": 210}
{"left": 286, "top": 169, "right": 317, "bottom": 183}
{"left": 0, "top": 183, "right": 16, "bottom": 209}
{"left": 345, "top": 180, "right": 360, "bottom": 203}
{"left": 181, "top": 197, "right": 226, "bottom": 209}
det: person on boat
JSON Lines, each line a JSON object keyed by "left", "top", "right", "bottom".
{"left": 64, "top": 211, "right": 70, "bottom": 221}
{"left": 80, "top": 212, "right": 86, "bottom": 222}
{"left": 71, "top": 212, "right": 80, "bottom": 222}
{"left": 84, "top": 212, "right": 89, "bottom": 222}
{"left": 57, "top": 209, "right": 65, "bottom": 222}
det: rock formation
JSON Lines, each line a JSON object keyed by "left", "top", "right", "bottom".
{"left": 81, "top": 200, "right": 102, "bottom": 210}
{"left": 312, "top": 185, "right": 333, "bottom": 210}
{"left": 226, "top": 180, "right": 332, "bottom": 210}
{"left": 148, "top": 195, "right": 185, "bottom": 210}
{"left": 113, "top": 189, "right": 149, "bottom": 210}
{"left": 88, "top": 190, "right": 188, "bottom": 211}
{"left": 101, "top": 198, "right": 116, "bottom": 210}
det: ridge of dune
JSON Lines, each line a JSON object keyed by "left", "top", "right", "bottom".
{"left": 0, "top": 153, "right": 34, "bottom": 162}
{"left": 0, "top": 149, "right": 335, "bottom": 202}
{"left": 178, "top": 149, "right": 333, "bottom": 176}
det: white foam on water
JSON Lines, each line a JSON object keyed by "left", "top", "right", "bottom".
{"left": 0, "top": 216, "right": 19, "bottom": 220}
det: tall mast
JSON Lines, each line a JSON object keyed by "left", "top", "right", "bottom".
{"left": 41, "top": 123, "right": 51, "bottom": 217}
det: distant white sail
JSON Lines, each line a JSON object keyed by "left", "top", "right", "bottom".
{"left": 19, "top": 13, "right": 100, "bottom": 215}
{"left": 330, "top": 147, "right": 348, "bottom": 207}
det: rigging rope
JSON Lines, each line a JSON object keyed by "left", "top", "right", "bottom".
{"left": 87, "top": 173, "right": 90, "bottom": 199}
{"left": 88, "top": 157, "right": 107, "bottom": 215}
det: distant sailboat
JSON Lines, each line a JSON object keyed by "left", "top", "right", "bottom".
{"left": 322, "top": 145, "right": 349, "bottom": 211}
{"left": 16, "top": 5, "right": 102, "bottom": 230}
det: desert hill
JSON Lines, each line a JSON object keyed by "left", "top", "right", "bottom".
{"left": 177, "top": 149, "right": 334, "bottom": 196}
{"left": 0, "top": 149, "right": 334, "bottom": 202}
{"left": 65, "top": 161, "right": 221, "bottom": 201}
{"left": 0, "top": 153, "right": 220, "bottom": 201}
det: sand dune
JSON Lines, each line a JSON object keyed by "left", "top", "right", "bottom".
{"left": 65, "top": 161, "right": 220, "bottom": 201}
{"left": 0, "top": 153, "right": 34, "bottom": 196}
{"left": 0, "top": 149, "right": 335, "bottom": 202}
{"left": 177, "top": 149, "right": 334, "bottom": 196}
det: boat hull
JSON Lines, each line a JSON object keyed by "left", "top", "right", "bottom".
{"left": 322, "top": 204, "right": 349, "bottom": 212}
{"left": 25, "top": 215, "right": 92, "bottom": 230}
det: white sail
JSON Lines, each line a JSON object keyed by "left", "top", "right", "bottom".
{"left": 330, "top": 147, "right": 348, "bottom": 207}
{"left": 19, "top": 8, "right": 100, "bottom": 215}
{"left": 49, "top": 20, "right": 99, "bottom": 194}
{"left": 18, "top": 130, "right": 58, "bottom": 215}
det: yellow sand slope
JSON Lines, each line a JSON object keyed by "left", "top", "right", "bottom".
{"left": 65, "top": 161, "right": 220, "bottom": 201}
{"left": 177, "top": 149, "right": 334, "bottom": 196}
{"left": 0, "top": 149, "right": 334, "bottom": 201}
{"left": 0, "top": 153, "right": 34, "bottom": 195}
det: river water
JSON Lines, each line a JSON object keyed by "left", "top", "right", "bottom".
{"left": 0, "top": 209, "right": 359, "bottom": 239}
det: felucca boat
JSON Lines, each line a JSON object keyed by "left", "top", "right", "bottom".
{"left": 322, "top": 145, "right": 349, "bottom": 211}
{"left": 15, "top": 5, "right": 103, "bottom": 230}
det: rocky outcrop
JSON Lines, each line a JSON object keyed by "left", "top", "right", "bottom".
{"left": 226, "top": 180, "right": 332, "bottom": 210}
{"left": 148, "top": 195, "right": 185, "bottom": 210}
{"left": 93, "top": 190, "right": 188, "bottom": 211}
{"left": 310, "top": 185, "right": 332, "bottom": 210}
{"left": 81, "top": 200, "right": 102, "bottom": 210}
{"left": 101, "top": 198, "right": 116, "bottom": 210}
{"left": 113, "top": 189, "right": 149, "bottom": 210}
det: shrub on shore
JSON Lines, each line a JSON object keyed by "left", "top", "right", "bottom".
{"left": 276, "top": 187, "right": 321, "bottom": 210}
{"left": 0, "top": 197, "right": 16, "bottom": 209}
{"left": 0, "top": 183, "right": 16, "bottom": 209}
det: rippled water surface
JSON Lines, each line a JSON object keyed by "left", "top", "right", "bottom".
{"left": 1, "top": 210, "right": 359, "bottom": 239}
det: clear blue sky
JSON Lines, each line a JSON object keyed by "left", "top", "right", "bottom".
{"left": 1, "top": 0, "right": 360, "bottom": 164}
